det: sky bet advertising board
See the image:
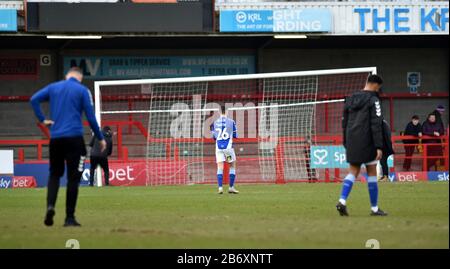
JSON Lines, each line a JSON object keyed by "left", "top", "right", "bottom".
{"left": 4, "top": 160, "right": 447, "bottom": 188}
{"left": 220, "top": 9, "right": 332, "bottom": 33}
{"left": 6, "top": 161, "right": 185, "bottom": 188}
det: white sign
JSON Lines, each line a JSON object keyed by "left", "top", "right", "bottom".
{"left": 0, "top": 150, "right": 14, "bottom": 175}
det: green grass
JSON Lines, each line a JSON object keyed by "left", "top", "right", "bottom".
{"left": 0, "top": 182, "right": 448, "bottom": 249}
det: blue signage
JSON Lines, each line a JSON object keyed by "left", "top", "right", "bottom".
{"left": 310, "top": 146, "right": 348, "bottom": 169}
{"left": 63, "top": 56, "right": 256, "bottom": 79}
{"left": 354, "top": 7, "right": 449, "bottom": 33}
{"left": 220, "top": 10, "right": 272, "bottom": 32}
{"left": 427, "top": 171, "right": 449, "bottom": 182}
{"left": 0, "top": 176, "right": 13, "bottom": 189}
{"left": 310, "top": 146, "right": 394, "bottom": 169}
{"left": 220, "top": 9, "right": 332, "bottom": 33}
{"left": 0, "top": 9, "right": 17, "bottom": 32}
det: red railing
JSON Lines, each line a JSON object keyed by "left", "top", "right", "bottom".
{"left": 1, "top": 117, "right": 448, "bottom": 183}
{"left": 391, "top": 132, "right": 449, "bottom": 172}
{"left": 0, "top": 139, "right": 48, "bottom": 161}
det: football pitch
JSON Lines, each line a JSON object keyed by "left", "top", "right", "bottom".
{"left": 0, "top": 182, "right": 448, "bottom": 249}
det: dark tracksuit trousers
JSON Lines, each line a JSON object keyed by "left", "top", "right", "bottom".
{"left": 48, "top": 136, "right": 86, "bottom": 219}
{"left": 380, "top": 154, "right": 389, "bottom": 177}
{"left": 89, "top": 156, "right": 109, "bottom": 186}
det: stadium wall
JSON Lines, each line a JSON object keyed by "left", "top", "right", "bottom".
{"left": 259, "top": 47, "right": 449, "bottom": 130}
{"left": 0, "top": 46, "right": 447, "bottom": 137}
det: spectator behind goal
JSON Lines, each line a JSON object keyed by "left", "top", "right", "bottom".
{"left": 402, "top": 115, "right": 422, "bottom": 171}
{"left": 89, "top": 126, "right": 113, "bottom": 186}
{"left": 422, "top": 114, "right": 444, "bottom": 171}
{"left": 430, "top": 104, "right": 446, "bottom": 131}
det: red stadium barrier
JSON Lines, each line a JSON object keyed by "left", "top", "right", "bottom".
{"left": 1, "top": 120, "right": 447, "bottom": 179}
{"left": 0, "top": 139, "right": 48, "bottom": 160}
{"left": 1, "top": 121, "right": 447, "bottom": 183}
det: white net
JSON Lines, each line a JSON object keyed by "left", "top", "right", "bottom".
{"left": 145, "top": 82, "right": 209, "bottom": 185}
{"left": 95, "top": 67, "right": 375, "bottom": 186}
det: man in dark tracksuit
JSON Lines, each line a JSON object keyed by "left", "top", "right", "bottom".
{"left": 337, "top": 74, "right": 388, "bottom": 217}
{"left": 89, "top": 126, "right": 113, "bottom": 186}
{"left": 379, "top": 119, "right": 395, "bottom": 181}
{"left": 30, "top": 67, "right": 106, "bottom": 227}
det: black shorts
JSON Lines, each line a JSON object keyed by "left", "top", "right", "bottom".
{"left": 49, "top": 136, "right": 87, "bottom": 182}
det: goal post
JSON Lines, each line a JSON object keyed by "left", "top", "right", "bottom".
{"left": 93, "top": 67, "right": 377, "bottom": 186}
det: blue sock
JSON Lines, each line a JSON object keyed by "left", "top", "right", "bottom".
{"left": 367, "top": 176, "right": 378, "bottom": 208}
{"left": 339, "top": 173, "right": 356, "bottom": 203}
{"left": 229, "top": 168, "right": 236, "bottom": 187}
{"left": 217, "top": 169, "right": 223, "bottom": 188}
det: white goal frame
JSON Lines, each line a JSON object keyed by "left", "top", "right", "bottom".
{"left": 93, "top": 67, "right": 377, "bottom": 186}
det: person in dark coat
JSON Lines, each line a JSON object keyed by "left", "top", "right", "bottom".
{"left": 303, "top": 137, "right": 317, "bottom": 182}
{"left": 379, "top": 119, "right": 395, "bottom": 181}
{"left": 89, "top": 126, "right": 113, "bottom": 186}
{"left": 402, "top": 115, "right": 422, "bottom": 171}
{"left": 430, "top": 104, "right": 445, "bottom": 131}
{"left": 337, "top": 74, "right": 387, "bottom": 217}
{"left": 422, "top": 114, "right": 444, "bottom": 171}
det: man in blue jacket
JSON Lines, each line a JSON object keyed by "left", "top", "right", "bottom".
{"left": 30, "top": 67, "right": 106, "bottom": 227}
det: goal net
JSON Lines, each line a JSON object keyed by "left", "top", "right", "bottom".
{"left": 94, "top": 67, "right": 376, "bottom": 186}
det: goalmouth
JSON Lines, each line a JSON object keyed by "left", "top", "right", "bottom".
{"left": 93, "top": 67, "right": 377, "bottom": 186}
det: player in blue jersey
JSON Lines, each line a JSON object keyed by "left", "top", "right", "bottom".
{"left": 210, "top": 105, "right": 239, "bottom": 194}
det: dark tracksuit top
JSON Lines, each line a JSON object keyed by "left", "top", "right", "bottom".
{"left": 90, "top": 131, "right": 113, "bottom": 158}
{"left": 403, "top": 122, "right": 422, "bottom": 145}
{"left": 89, "top": 130, "right": 113, "bottom": 186}
{"left": 342, "top": 90, "right": 384, "bottom": 165}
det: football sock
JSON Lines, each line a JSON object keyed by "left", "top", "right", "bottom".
{"left": 229, "top": 168, "right": 236, "bottom": 188}
{"left": 339, "top": 173, "right": 356, "bottom": 205}
{"left": 217, "top": 168, "right": 223, "bottom": 188}
{"left": 367, "top": 176, "right": 379, "bottom": 212}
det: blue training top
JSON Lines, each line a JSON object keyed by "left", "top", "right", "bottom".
{"left": 30, "top": 77, "right": 104, "bottom": 140}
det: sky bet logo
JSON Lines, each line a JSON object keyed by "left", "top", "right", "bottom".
{"left": 0, "top": 177, "right": 12, "bottom": 189}
{"left": 80, "top": 166, "right": 136, "bottom": 183}
{"left": 0, "top": 176, "right": 36, "bottom": 188}
{"left": 428, "top": 172, "right": 449, "bottom": 182}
